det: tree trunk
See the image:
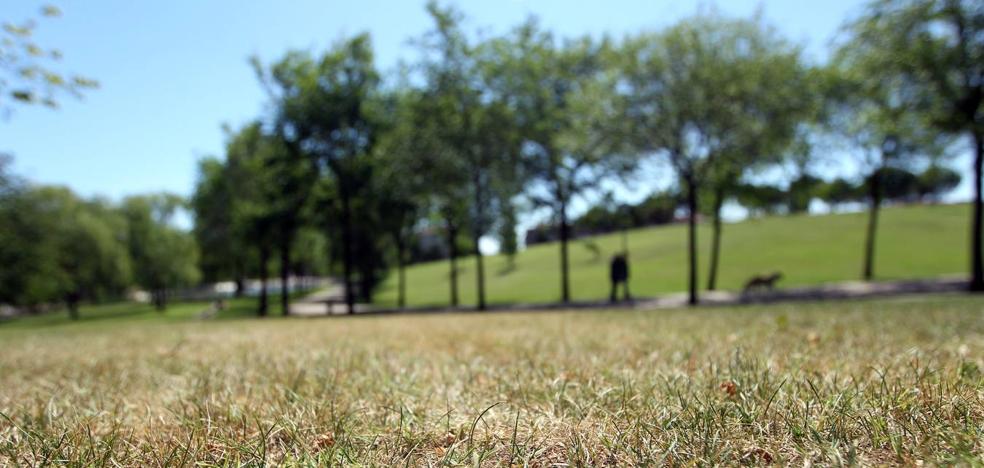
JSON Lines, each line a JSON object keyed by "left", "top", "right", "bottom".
{"left": 862, "top": 168, "right": 882, "bottom": 281}
{"left": 447, "top": 221, "right": 459, "bottom": 308}
{"left": 66, "top": 292, "right": 80, "bottom": 320}
{"left": 340, "top": 188, "right": 356, "bottom": 314}
{"left": 396, "top": 237, "right": 407, "bottom": 309}
{"left": 280, "top": 236, "right": 291, "bottom": 316}
{"left": 473, "top": 184, "right": 487, "bottom": 311}
{"left": 154, "top": 289, "right": 167, "bottom": 311}
{"left": 686, "top": 176, "right": 699, "bottom": 306}
{"left": 474, "top": 233, "right": 486, "bottom": 311}
{"left": 234, "top": 258, "right": 245, "bottom": 298}
{"left": 971, "top": 130, "right": 983, "bottom": 292}
{"left": 359, "top": 260, "right": 374, "bottom": 304}
{"left": 706, "top": 185, "right": 725, "bottom": 291}
{"left": 258, "top": 246, "right": 269, "bottom": 317}
{"left": 559, "top": 201, "right": 571, "bottom": 303}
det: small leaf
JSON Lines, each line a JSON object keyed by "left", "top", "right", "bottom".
{"left": 41, "top": 5, "right": 63, "bottom": 17}
{"left": 72, "top": 76, "right": 99, "bottom": 88}
{"left": 44, "top": 72, "right": 65, "bottom": 86}
{"left": 18, "top": 67, "right": 38, "bottom": 79}
{"left": 11, "top": 90, "right": 33, "bottom": 102}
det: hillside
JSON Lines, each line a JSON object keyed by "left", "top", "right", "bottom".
{"left": 373, "top": 203, "right": 972, "bottom": 307}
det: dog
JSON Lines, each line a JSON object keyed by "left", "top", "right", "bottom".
{"left": 742, "top": 271, "right": 783, "bottom": 300}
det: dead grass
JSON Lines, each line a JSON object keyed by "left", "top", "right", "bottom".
{"left": 0, "top": 294, "right": 982, "bottom": 465}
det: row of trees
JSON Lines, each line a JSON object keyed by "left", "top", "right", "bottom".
{"left": 531, "top": 162, "right": 960, "bottom": 246}
{"left": 0, "top": 6, "right": 202, "bottom": 319}
{"left": 194, "top": 0, "right": 982, "bottom": 313}
{"left": 0, "top": 157, "right": 199, "bottom": 317}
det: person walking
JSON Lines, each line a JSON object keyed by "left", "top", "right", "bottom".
{"left": 609, "top": 253, "right": 631, "bottom": 302}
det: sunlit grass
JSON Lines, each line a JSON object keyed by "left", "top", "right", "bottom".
{"left": 1, "top": 294, "right": 981, "bottom": 465}
{"left": 375, "top": 203, "right": 972, "bottom": 307}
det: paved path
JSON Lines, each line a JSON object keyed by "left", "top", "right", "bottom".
{"left": 287, "top": 276, "right": 972, "bottom": 318}
{"left": 289, "top": 282, "right": 371, "bottom": 316}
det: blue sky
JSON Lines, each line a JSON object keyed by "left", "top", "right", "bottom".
{"left": 2, "top": 0, "right": 970, "bottom": 227}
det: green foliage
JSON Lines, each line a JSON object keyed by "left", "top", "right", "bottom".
{"left": 0, "top": 5, "right": 97, "bottom": 112}
{"left": 787, "top": 174, "right": 824, "bottom": 214}
{"left": 121, "top": 194, "right": 199, "bottom": 310}
{"left": 0, "top": 181, "right": 131, "bottom": 318}
{"left": 847, "top": 0, "right": 982, "bottom": 136}
{"left": 735, "top": 183, "right": 787, "bottom": 216}
{"left": 874, "top": 166, "right": 920, "bottom": 201}
{"left": 163, "top": 1, "right": 970, "bottom": 308}
{"left": 566, "top": 190, "right": 680, "bottom": 238}
{"left": 917, "top": 164, "right": 961, "bottom": 201}
{"left": 619, "top": 13, "right": 820, "bottom": 297}
{"left": 830, "top": 18, "right": 949, "bottom": 176}
{"left": 191, "top": 157, "right": 240, "bottom": 283}
{"left": 254, "top": 35, "right": 385, "bottom": 306}
{"left": 497, "top": 201, "right": 519, "bottom": 258}
{"left": 621, "top": 15, "right": 813, "bottom": 181}
{"left": 819, "top": 178, "right": 866, "bottom": 207}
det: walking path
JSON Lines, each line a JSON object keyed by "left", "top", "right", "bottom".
{"left": 288, "top": 283, "right": 371, "bottom": 316}
{"left": 288, "top": 276, "right": 972, "bottom": 318}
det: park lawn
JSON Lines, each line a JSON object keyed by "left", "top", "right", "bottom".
{"left": 0, "top": 295, "right": 981, "bottom": 465}
{"left": 374, "top": 203, "right": 973, "bottom": 308}
{"left": 0, "top": 295, "right": 282, "bottom": 331}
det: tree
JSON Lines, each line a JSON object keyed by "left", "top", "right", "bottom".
{"left": 735, "top": 183, "right": 788, "bottom": 216}
{"left": 877, "top": 166, "right": 920, "bottom": 202}
{"left": 228, "top": 123, "right": 279, "bottom": 316}
{"left": 497, "top": 200, "right": 519, "bottom": 270}
{"left": 707, "top": 40, "right": 816, "bottom": 291}
{"left": 191, "top": 157, "right": 245, "bottom": 293}
{"left": 818, "top": 178, "right": 866, "bottom": 209}
{"left": 413, "top": 3, "right": 523, "bottom": 310}
{"left": 488, "top": 22, "right": 628, "bottom": 303}
{"left": 415, "top": 109, "right": 470, "bottom": 308}
{"left": 917, "top": 164, "right": 961, "bottom": 201}
{"left": 261, "top": 130, "right": 315, "bottom": 316}
{"left": 372, "top": 91, "right": 430, "bottom": 309}
{"left": 0, "top": 182, "right": 130, "bottom": 318}
{"left": 782, "top": 131, "right": 830, "bottom": 215}
{"left": 848, "top": 0, "right": 983, "bottom": 290}
{"left": 620, "top": 15, "right": 810, "bottom": 302}
{"left": 121, "top": 194, "right": 199, "bottom": 311}
{"left": 832, "top": 29, "right": 948, "bottom": 281}
{"left": 1, "top": 5, "right": 96, "bottom": 113}
{"left": 255, "top": 35, "right": 383, "bottom": 314}
{"left": 55, "top": 196, "right": 132, "bottom": 318}
{"left": 193, "top": 122, "right": 290, "bottom": 316}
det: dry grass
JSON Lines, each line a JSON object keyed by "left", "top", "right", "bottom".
{"left": 1, "top": 295, "right": 982, "bottom": 465}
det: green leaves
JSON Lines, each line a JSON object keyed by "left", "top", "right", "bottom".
{"left": 1, "top": 7, "right": 97, "bottom": 114}
{"left": 0, "top": 185, "right": 135, "bottom": 311}
{"left": 121, "top": 194, "right": 200, "bottom": 305}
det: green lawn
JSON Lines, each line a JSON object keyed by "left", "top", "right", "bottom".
{"left": 0, "top": 295, "right": 278, "bottom": 331}
{"left": 1, "top": 295, "right": 981, "bottom": 465}
{"left": 374, "top": 203, "right": 974, "bottom": 307}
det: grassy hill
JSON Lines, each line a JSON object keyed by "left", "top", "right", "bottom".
{"left": 374, "top": 203, "right": 973, "bottom": 307}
